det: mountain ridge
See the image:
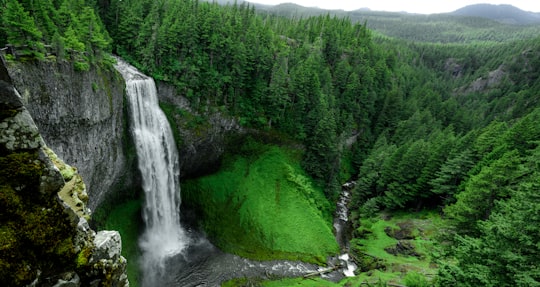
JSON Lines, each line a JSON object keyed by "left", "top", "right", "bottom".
{"left": 450, "top": 3, "right": 540, "bottom": 25}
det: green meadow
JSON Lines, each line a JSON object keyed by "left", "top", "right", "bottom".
{"left": 182, "top": 142, "right": 339, "bottom": 264}
{"left": 254, "top": 211, "right": 441, "bottom": 287}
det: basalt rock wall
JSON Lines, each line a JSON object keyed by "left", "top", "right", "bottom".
{"left": 6, "top": 60, "right": 138, "bottom": 210}
{"left": 0, "top": 56, "right": 128, "bottom": 287}
{"left": 156, "top": 82, "right": 243, "bottom": 178}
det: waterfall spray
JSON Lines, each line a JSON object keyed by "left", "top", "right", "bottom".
{"left": 115, "top": 59, "right": 188, "bottom": 285}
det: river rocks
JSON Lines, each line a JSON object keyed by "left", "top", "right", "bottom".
{"left": 384, "top": 240, "right": 421, "bottom": 258}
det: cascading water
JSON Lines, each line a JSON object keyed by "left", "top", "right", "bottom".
{"left": 115, "top": 59, "right": 189, "bottom": 285}
{"left": 113, "top": 57, "right": 359, "bottom": 286}
{"left": 333, "top": 181, "right": 358, "bottom": 277}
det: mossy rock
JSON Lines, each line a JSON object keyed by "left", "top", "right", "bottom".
{"left": 0, "top": 150, "right": 78, "bottom": 285}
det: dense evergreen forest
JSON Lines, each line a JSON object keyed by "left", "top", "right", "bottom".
{"left": 0, "top": 0, "right": 112, "bottom": 70}
{"left": 2, "top": 0, "right": 540, "bottom": 286}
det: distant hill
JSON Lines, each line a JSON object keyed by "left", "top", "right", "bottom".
{"left": 249, "top": 2, "right": 540, "bottom": 44}
{"left": 451, "top": 4, "right": 540, "bottom": 25}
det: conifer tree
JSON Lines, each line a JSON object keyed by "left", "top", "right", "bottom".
{"left": 2, "top": 0, "right": 45, "bottom": 59}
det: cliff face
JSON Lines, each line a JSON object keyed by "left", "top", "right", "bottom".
{"left": 5, "top": 57, "right": 241, "bottom": 208}
{"left": 0, "top": 56, "right": 128, "bottom": 286}
{"left": 157, "top": 82, "right": 242, "bottom": 178}
{"left": 6, "top": 61, "right": 137, "bottom": 210}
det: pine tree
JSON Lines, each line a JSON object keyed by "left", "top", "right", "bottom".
{"left": 439, "top": 146, "right": 540, "bottom": 286}
{"left": 445, "top": 150, "right": 524, "bottom": 234}
{"left": 2, "top": 0, "right": 45, "bottom": 59}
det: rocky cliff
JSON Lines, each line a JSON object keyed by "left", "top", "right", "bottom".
{"left": 6, "top": 60, "right": 138, "bottom": 210}
{"left": 5, "top": 54, "right": 244, "bottom": 209}
{"left": 0, "top": 56, "right": 128, "bottom": 286}
{"left": 157, "top": 82, "right": 242, "bottom": 178}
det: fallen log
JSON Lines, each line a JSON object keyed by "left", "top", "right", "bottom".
{"left": 359, "top": 282, "right": 407, "bottom": 287}
{"left": 303, "top": 264, "right": 342, "bottom": 278}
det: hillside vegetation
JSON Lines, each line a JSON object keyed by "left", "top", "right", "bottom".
{"left": 183, "top": 140, "right": 338, "bottom": 263}
{"left": 2, "top": 0, "right": 540, "bottom": 286}
{"left": 258, "top": 3, "right": 540, "bottom": 43}
{"left": 0, "top": 0, "right": 112, "bottom": 70}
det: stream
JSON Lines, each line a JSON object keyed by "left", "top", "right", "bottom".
{"left": 155, "top": 180, "right": 359, "bottom": 286}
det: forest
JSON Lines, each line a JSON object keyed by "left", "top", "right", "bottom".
{"left": 1, "top": 0, "right": 540, "bottom": 286}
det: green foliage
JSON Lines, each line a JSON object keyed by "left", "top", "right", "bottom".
{"left": 2, "top": 1, "right": 537, "bottom": 285}
{"left": 262, "top": 277, "right": 341, "bottom": 287}
{"left": 403, "top": 271, "right": 430, "bottom": 287}
{"left": 1, "top": 0, "right": 110, "bottom": 64}
{"left": 99, "top": 0, "right": 396, "bottom": 189}
{"left": 438, "top": 143, "right": 540, "bottom": 287}
{"left": 444, "top": 150, "right": 523, "bottom": 233}
{"left": 261, "top": 5, "right": 540, "bottom": 44}
{"left": 182, "top": 143, "right": 338, "bottom": 264}
{"left": 2, "top": 0, "right": 45, "bottom": 59}
{"left": 0, "top": 151, "right": 77, "bottom": 286}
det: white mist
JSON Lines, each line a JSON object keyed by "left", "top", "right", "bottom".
{"left": 115, "top": 59, "right": 188, "bottom": 286}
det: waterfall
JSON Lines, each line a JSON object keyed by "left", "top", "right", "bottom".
{"left": 115, "top": 59, "right": 189, "bottom": 285}
{"left": 333, "top": 181, "right": 357, "bottom": 277}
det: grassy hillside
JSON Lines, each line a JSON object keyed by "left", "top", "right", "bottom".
{"left": 253, "top": 211, "right": 440, "bottom": 287}
{"left": 182, "top": 139, "right": 339, "bottom": 264}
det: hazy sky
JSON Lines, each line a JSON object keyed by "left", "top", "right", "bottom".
{"left": 247, "top": 1, "right": 540, "bottom": 14}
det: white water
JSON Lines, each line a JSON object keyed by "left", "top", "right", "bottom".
{"left": 333, "top": 181, "right": 358, "bottom": 277}
{"left": 115, "top": 59, "right": 189, "bottom": 285}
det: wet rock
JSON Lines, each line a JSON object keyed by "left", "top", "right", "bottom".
{"left": 384, "top": 221, "right": 415, "bottom": 240}
{"left": 384, "top": 240, "right": 421, "bottom": 258}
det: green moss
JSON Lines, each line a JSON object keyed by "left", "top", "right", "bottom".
{"left": 349, "top": 211, "right": 442, "bottom": 285}
{"left": 183, "top": 143, "right": 339, "bottom": 264}
{"left": 159, "top": 102, "right": 184, "bottom": 147}
{"left": 76, "top": 246, "right": 92, "bottom": 268}
{"left": 0, "top": 151, "right": 43, "bottom": 188}
{"left": 44, "top": 147, "right": 77, "bottom": 181}
{"left": 0, "top": 150, "right": 78, "bottom": 286}
{"left": 261, "top": 277, "right": 341, "bottom": 287}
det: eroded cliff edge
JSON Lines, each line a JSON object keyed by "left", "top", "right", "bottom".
{"left": 156, "top": 82, "right": 242, "bottom": 179}
{"left": 0, "top": 56, "right": 128, "bottom": 286}
{"left": 6, "top": 60, "right": 137, "bottom": 210}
